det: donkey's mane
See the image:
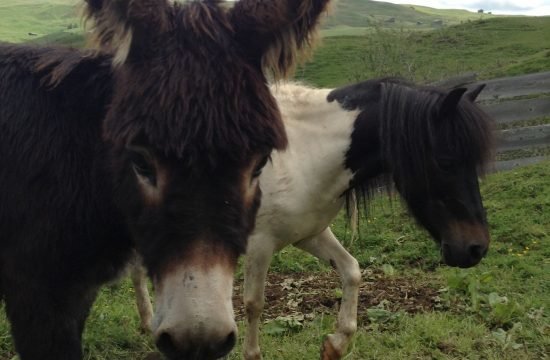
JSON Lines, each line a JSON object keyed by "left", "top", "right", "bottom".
{"left": 343, "top": 78, "right": 494, "bottom": 218}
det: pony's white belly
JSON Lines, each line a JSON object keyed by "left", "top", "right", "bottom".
{"left": 255, "top": 193, "right": 345, "bottom": 251}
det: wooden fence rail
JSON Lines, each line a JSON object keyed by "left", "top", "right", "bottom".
{"left": 435, "top": 71, "right": 550, "bottom": 171}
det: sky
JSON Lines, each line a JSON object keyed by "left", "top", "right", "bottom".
{"left": 373, "top": 0, "right": 550, "bottom": 15}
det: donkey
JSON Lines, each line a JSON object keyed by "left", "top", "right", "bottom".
{"left": 0, "top": 1, "right": 331, "bottom": 359}
{"left": 130, "top": 79, "right": 495, "bottom": 359}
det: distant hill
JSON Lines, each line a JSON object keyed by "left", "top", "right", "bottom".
{"left": 322, "top": 0, "right": 497, "bottom": 36}
{"left": 299, "top": 16, "right": 550, "bottom": 87}
{"left": 0, "top": 0, "right": 80, "bottom": 44}
{"left": 0, "top": 0, "right": 500, "bottom": 44}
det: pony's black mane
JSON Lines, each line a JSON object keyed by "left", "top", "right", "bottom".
{"left": 335, "top": 78, "right": 494, "bottom": 221}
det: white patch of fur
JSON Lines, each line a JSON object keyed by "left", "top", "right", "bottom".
{"left": 258, "top": 83, "right": 359, "bottom": 248}
{"left": 152, "top": 263, "right": 236, "bottom": 346}
{"left": 243, "top": 83, "right": 361, "bottom": 359}
{"left": 112, "top": 28, "right": 133, "bottom": 66}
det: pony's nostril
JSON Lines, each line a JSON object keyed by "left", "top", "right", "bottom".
{"left": 469, "top": 244, "right": 486, "bottom": 259}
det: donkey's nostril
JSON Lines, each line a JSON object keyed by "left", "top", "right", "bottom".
{"left": 155, "top": 332, "right": 177, "bottom": 357}
{"left": 210, "top": 330, "right": 237, "bottom": 359}
{"left": 223, "top": 331, "right": 237, "bottom": 352}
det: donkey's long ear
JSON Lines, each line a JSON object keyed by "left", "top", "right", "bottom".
{"left": 83, "top": 0, "right": 170, "bottom": 65}
{"left": 229, "top": 0, "right": 331, "bottom": 80}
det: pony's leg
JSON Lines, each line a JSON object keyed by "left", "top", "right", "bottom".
{"left": 243, "top": 238, "right": 276, "bottom": 360}
{"left": 294, "top": 227, "right": 361, "bottom": 360}
{"left": 130, "top": 262, "right": 153, "bottom": 332}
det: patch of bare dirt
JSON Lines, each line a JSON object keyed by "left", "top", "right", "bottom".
{"left": 233, "top": 269, "right": 443, "bottom": 325}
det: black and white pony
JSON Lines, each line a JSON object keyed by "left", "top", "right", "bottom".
{"left": 131, "top": 79, "right": 494, "bottom": 360}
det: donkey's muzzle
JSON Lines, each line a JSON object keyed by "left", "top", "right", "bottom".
{"left": 156, "top": 328, "right": 237, "bottom": 360}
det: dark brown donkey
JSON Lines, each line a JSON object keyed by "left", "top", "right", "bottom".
{"left": 0, "top": 0, "right": 331, "bottom": 359}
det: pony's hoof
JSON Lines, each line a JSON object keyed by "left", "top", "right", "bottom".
{"left": 139, "top": 322, "right": 152, "bottom": 334}
{"left": 321, "top": 335, "right": 343, "bottom": 360}
{"left": 244, "top": 350, "right": 262, "bottom": 360}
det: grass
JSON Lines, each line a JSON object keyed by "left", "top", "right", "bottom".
{"left": 0, "top": 0, "right": 80, "bottom": 44}
{"left": 298, "top": 17, "right": 550, "bottom": 87}
{"left": 1, "top": 160, "right": 547, "bottom": 359}
{"left": 0, "top": 2, "right": 548, "bottom": 359}
{"left": 262, "top": 160, "right": 550, "bottom": 359}
{"left": 322, "top": 0, "right": 497, "bottom": 34}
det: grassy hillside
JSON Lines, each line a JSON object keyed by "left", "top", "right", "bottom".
{"left": 1, "top": 159, "right": 547, "bottom": 360}
{"left": 299, "top": 17, "right": 550, "bottom": 87}
{"left": 322, "top": 0, "right": 497, "bottom": 36}
{"left": 0, "top": 0, "right": 501, "bottom": 44}
{"left": 0, "top": 0, "right": 80, "bottom": 44}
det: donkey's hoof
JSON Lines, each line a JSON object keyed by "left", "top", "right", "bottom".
{"left": 321, "top": 335, "right": 343, "bottom": 360}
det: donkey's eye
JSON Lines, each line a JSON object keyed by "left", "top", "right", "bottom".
{"left": 252, "top": 155, "right": 270, "bottom": 178}
{"left": 129, "top": 151, "right": 156, "bottom": 185}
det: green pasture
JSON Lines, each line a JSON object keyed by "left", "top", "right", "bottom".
{"left": 322, "top": 0, "right": 497, "bottom": 34}
{"left": 1, "top": 160, "right": 547, "bottom": 360}
{"left": 0, "top": 0, "right": 79, "bottom": 44}
{"left": 299, "top": 17, "right": 550, "bottom": 87}
{"left": 0, "top": 1, "right": 549, "bottom": 359}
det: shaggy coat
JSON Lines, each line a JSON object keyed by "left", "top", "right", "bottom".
{"left": 0, "top": 0, "right": 332, "bottom": 359}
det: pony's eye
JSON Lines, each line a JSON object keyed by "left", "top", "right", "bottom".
{"left": 129, "top": 150, "right": 156, "bottom": 185}
{"left": 252, "top": 155, "right": 270, "bottom": 178}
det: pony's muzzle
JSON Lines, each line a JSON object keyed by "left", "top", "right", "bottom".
{"left": 442, "top": 241, "right": 488, "bottom": 268}
{"left": 440, "top": 220, "right": 490, "bottom": 268}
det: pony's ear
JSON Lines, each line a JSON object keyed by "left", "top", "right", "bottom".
{"left": 229, "top": 0, "right": 331, "bottom": 80}
{"left": 465, "top": 84, "right": 486, "bottom": 102}
{"left": 83, "top": 0, "right": 170, "bottom": 65}
{"left": 439, "top": 87, "right": 467, "bottom": 117}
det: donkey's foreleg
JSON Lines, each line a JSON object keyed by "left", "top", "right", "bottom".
{"left": 243, "top": 239, "right": 276, "bottom": 360}
{"left": 130, "top": 262, "right": 153, "bottom": 332}
{"left": 294, "top": 227, "right": 361, "bottom": 360}
{"left": 2, "top": 278, "right": 98, "bottom": 360}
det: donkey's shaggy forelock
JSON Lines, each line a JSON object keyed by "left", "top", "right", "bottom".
{"left": 80, "top": 0, "right": 330, "bottom": 168}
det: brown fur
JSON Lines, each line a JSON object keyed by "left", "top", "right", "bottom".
{"left": 230, "top": 0, "right": 331, "bottom": 79}
{"left": 1, "top": 1, "right": 332, "bottom": 358}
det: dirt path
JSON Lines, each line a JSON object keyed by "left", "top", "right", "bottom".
{"left": 233, "top": 269, "right": 444, "bottom": 325}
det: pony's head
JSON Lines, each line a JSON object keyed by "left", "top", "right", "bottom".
{"left": 379, "top": 83, "right": 493, "bottom": 268}
{"left": 332, "top": 79, "right": 494, "bottom": 269}
{"left": 84, "top": 0, "right": 330, "bottom": 358}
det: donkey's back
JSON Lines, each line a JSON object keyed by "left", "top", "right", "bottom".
{"left": 0, "top": 45, "right": 131, "bottom": 314}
